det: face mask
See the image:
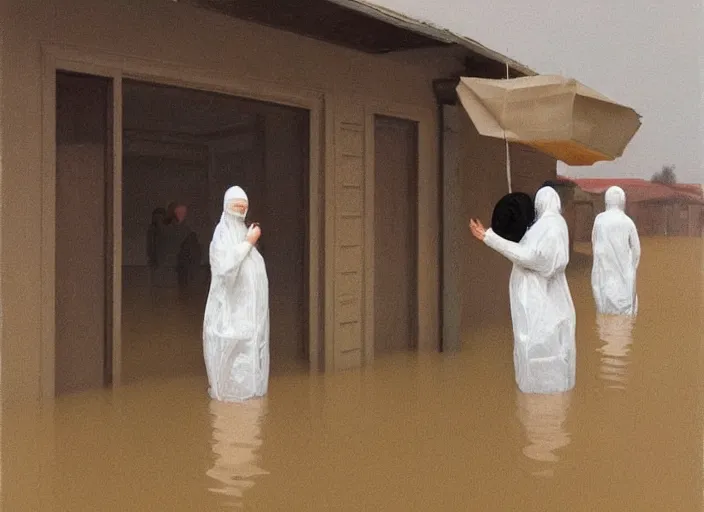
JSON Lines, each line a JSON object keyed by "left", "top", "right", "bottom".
{"left": 226, "top": 199, "right": 248, "bottom": 218}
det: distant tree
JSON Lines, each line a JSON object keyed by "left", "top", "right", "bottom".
{"left": 651, "top": 165, "right": 677, "bottom": 185}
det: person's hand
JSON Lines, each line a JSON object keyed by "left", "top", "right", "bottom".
{"left": 469, "top": 218, "right": 486, "bottom": 241}
{"left": 246, "top": 224, "right": 261, "bottom": 245}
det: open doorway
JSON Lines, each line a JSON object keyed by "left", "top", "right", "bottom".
{"left": 373, "top": 115, "right": 419, "bottom": 355}
{"left": 121, "top": 80, "right": 310, "bottom": 383}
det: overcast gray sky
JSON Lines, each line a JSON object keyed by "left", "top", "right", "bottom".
{"left": 372, "top": 0, "right": 703, "bottom": 184}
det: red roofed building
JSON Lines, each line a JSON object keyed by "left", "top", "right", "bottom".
{"left": 557, "top": 176, "right": 704, "bottom": 239}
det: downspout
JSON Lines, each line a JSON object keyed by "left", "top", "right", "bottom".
{"left": 432, "top": 78, "right": 460, "bottom": 353}
{"left": 436, "top": 100, "right": 445, "bottom": 352}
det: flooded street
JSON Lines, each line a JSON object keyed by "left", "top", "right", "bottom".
{"left": 1, "top": 237, "right": 702, "bottom": 511}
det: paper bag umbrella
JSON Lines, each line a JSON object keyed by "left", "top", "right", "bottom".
{"left": 455, "top": 75, "right": 642, "bottom": 166}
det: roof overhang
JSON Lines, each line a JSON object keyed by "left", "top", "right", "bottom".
{"left": 177, "top": 0, "right": 535, "bottom": 75}
{"left": 330, "top": 0, "right": 535, "bottom": 75}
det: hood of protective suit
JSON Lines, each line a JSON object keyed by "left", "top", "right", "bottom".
{"left": 535, "top": 186, "right": 562, "bottom": 218}
{"left": 214, "top": 186, "right": 250, "bottom": 246}
{"left": 224, "top": 186, "right": 249, "bottom": 219}
{"left": 604, "top": 186, "right": 626, "bottom": 211}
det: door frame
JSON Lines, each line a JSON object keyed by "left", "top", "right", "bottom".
{"left": 54, "top": 71, "right": 116, "bottom": 392}
{"left": 40, "top": 43, "right": 325, "bottom": 397}
{"left": 362, "top": 102, "right": 438, "bottom": 364}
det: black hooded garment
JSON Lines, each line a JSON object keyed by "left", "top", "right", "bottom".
{"left": 491, "top": 192, "right": 535, "bottom": 243}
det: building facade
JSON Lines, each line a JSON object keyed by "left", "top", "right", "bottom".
{"left": 0, "top": 0, "right": 556, "bottom": 404}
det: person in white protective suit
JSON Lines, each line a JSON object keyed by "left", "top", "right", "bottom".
{"left": 203, "top": 186, "right": 270, "bottom": 401}
{"left": 469, "top": 187, "right": 577, "bottom": 394}
{"left": 591, "top": 186, "right": 641, "bottom": 316}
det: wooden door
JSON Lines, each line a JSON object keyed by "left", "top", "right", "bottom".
{"left": 373, "top": 116, "right": 418, "bottom": 354}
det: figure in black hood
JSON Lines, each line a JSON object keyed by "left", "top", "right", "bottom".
{"left": 491, "top": 192, "right": 535, "bottom": 243}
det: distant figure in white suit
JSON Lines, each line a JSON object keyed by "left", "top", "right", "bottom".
{"left": 591, "top": 186, "right": 641, "bottom": 316}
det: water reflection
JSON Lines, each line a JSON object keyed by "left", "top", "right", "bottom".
{"left": 515, "top": 390, "right": 572, "bottom": 476}
{"left": 207, "top": 398, "right": 269, "bottom": 508}
{"left": 596, "top": 314, "right": 635, "bottom": 390}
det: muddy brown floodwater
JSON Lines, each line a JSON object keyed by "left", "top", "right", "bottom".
{"left": 1, "top": 237, "right": 702, "bottom": 511}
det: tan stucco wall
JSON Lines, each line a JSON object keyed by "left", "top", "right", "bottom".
{"left": 0, "top": 0, "right": 469, "bottom": 404}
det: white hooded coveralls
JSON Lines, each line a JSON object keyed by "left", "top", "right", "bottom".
{"left": 591, "top": 186, "right": 641, "bottom": 316}
{"left": 483, "top": 187, "right": 577, "bottom": 394}
{"left": 203, "top": 186, "right": 270, "bottom": 401}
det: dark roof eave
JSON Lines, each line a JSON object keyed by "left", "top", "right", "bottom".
{"left": 326, "top": 0, "right": 537, "bottom": 75}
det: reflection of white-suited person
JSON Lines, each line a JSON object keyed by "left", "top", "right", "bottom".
{"left": 207, "top": 398, "right": 269, "bottom": 505}
{"left": 516, "top": 390, "right": 572, "bottom": 466}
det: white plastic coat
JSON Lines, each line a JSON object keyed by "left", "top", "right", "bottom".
{"left": 203, "top": 186, "right": 270, "bottom": 401}
{"left": 591, "top": 186, "right": 641, "bottom": 316}
{"left": 483, "top": 187, "right": 577, "bottom": 394}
